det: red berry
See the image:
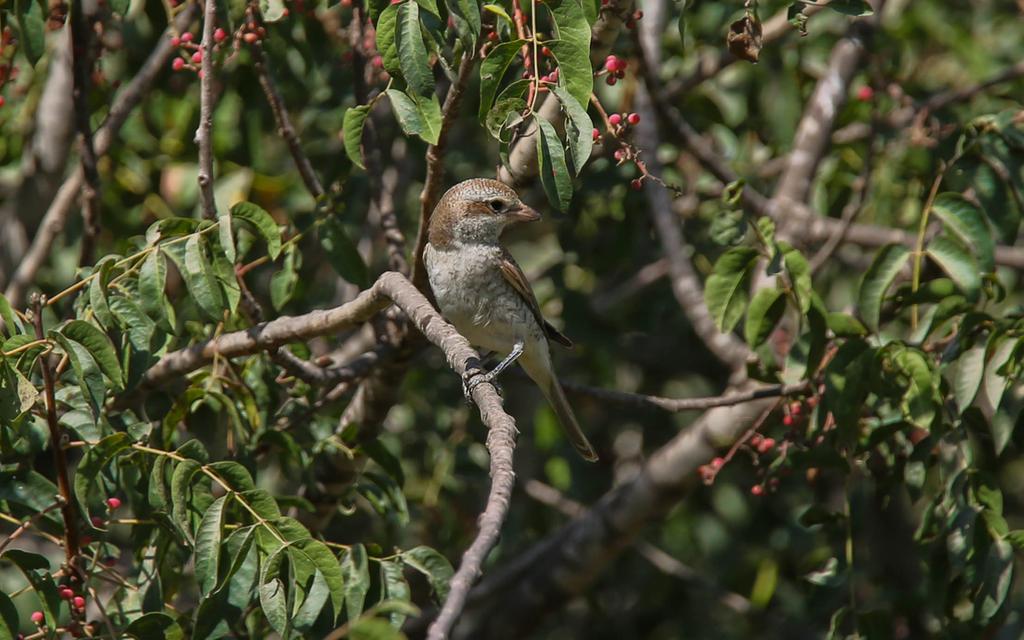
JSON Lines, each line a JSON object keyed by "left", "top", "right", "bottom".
{"left": 341, "top": 0, "right": 352, "bottom": 6}
{"left": 487, "top": 31, "right": 498, "bottom": 42}
{"left": 592, "top": 128, "right": 600, "bottom": 141}
{"left": 106, "top": 497, "right": 121, "bottom": 510}
{"left": 73, "top": 596, "right": 86, "bottom": 609}
{"left": 856, "top": 85, "right": 873, "bottom": 102}
{"left": 758, "top": 438, "right": 776, "bottom": 454}
{"left": 711, "top": 456, "right": 725, "bottom": 470}
{"left": 0, "top": 96, "right": 5, "bottom": 107}
{"left": 782, "top": 415, "right": 794, "bottom": 427}
{"left": 281, "top": 7, "right": 289, "bottom": 15}
{"left": 608, "top": 113, "right": 621, "bottom": 126}
{"left": 541, "top": 46, "right": 551, "bottom": 57}
{"left": 789, "top": 401, "right": 802, "bottom": 416}
{"left": 80, "top": 535, "right": 93, "bottom": 546}
{"left": 606, "top": 75, "right": 617, "bottom": 86}
{"left": 750, "top": 484, "right": 764, "bottom": 496}
{"left": 214, "top": 28, "right": 227, "bottom": 43}
{"left": 549, "top": 67, "right": 559, "bottom": 81}
{"left": 180, "top": 32, "right": 193, "bottom": 43}
{"left": 198, "top": 69, "right": 205, "bottom": 79}
{"left": 191, "top": 50, "right": 202, "bottom": 63}
{"left": 172, "top": 57, "right": 185, "bottom": 71}
{"left": 170, "top": 35, "right": 181, "bottom": 46}
{"left": 616, "top": 69, "right": 625, "bottom": 79}
{"left": 31, "top": 611, "right": 44, "bottom": 624}
{"left": 60, "top": 588, "right": 74, "bottom": 600}
{"left": 243, "top": 32, "right": 258, "bottom": 44}
{"left": 613, "top": 148, "right": 625, "bottom": 161}
{"left": 633, "top": 9, "right": 643, "bottom": 19}
{"left": 604, "top": 55, "right": 620, "bottom": 72}
{"left": 630, "top": 178, "right": 643, "bottom": 191}
{"left": 90, "top": 516, "right": 104, "bottom": 527}
{"left": 627, "top": 112, "right": 640, "bottom": 125}
{"left": 749, "top": 433, "right": 764, "bottom": 447}
{"left": 806, "top": 396, "right": 819, "bottom": 408}
{"left": 625, "top": 19, "right": 635, "bottom": 29}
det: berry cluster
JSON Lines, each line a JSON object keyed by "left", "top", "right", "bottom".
{"left": 602, "top": 54, "right": 627, "bottom": 86}
{"left": 697, "top": 395, "right": 820, "bottom": 496}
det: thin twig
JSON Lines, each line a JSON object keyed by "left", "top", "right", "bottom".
{"left": 252, "top": 40, "right": 325, "bottom": 199}
{"left": 809, "top": 158, "right": 874, "bottom": 274}
{"left": 196, "top": 0, "right": 218, "bottom": 220}
{"left": 560, "top": 379, "right": 810, "bottom": 413}
{"left": 30, "top": 294, "right": 80, "bottom": 570}
{"left": 0, "top": 500, "right": 63, "bottom": 554}
{"left": 70, "top": 0, "right": 100, "bottom": 267}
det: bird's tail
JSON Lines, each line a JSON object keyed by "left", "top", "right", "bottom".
{"left": 542, "top": 377, "right": 599, "bottom": 462}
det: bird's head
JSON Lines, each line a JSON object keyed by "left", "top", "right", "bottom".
{"left": 428, "top": 179, "right": 541, "bottom": 247}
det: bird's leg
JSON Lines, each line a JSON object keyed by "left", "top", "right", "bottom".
{"left": 463, "top": 341, "right": 525, "bottom": 400}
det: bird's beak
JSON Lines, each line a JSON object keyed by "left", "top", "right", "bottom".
{"left": 506, "top": 204, "right": 541, "bottom": 224}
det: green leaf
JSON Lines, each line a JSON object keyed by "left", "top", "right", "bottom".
{"left": 546, "top": 0, "right": 593, "bottom": 106}
{"left": 826, "top": 312, "right": 867, "bottom": 337}
{"left": 183, "top": 235, "right": 227, "bottom": 320}
{"left": 1, "top": 550, "right": 61, "bottom": 631}
{"left": 975, "top": 540, "right": 1014, "bottom": 622}
{"left": 110, "top": 295, "right": 157, "bottom": 354}
{"left": 218, "top": 210, "right": 236, "bottom": 264}
{"left": 952, "top": 345, "right": 985, "bottom": 413}
{"left": 361, "top": 439, "right": 405, "bottom": 486}
{"left": 50, "top": 330, "right": 106, "bottom": 417}
{"left": 319, "top": 216, "right": 368, "bottom": 287}
{"left": 0, "top": 293, "right": 23, "bottom": 338}
{"left": 171, "top": 459, "right": 204, "bottom": 544}
{"left": 138, "top": 250, "right": 169, "bottom": 327}
{"left": 931, "top": 193, "right": 994, "bottom": 273}
{"left": 271, "top": 245, "right": 300, "bottom": 311}
{"left": 376, "top": 4, "right": 401, "bottom": 76}
{"left": 349, "top": 618, "right": 405, "bottom": 640}
{"left": 88, "top": 259, "right": 116, "bottom": 330}
{"left": 208, "top": 461, "right": 255, "bottom": 492}
{"left": 14, "top": 0, "right": 45, "bottom": 66}
{"left": 239, "top": 489, "right": 283, "bottom": 521}
{"left": 479, "top": 40, "right": 526, "bottom": 121}
{"left": 343, "top": 105, "right": 372, "bottom": 171}
{"left": 0, "top": 591, "right": 19, "bottom": 640}
{"left": 482, "top": 3, "right": 512, "bottom": 24}
{"left": 744, "top": 287, "right": 785, "bottom": 347}
{"left": 74, "top": 432, "right": 132, "bottom": 518}
{"left": 536, "top": 117, "right": 573, "bottom": 212}
{"left": 445, "top": 0, "right": 480, "bottom": 49}
{"left": 342, "top": 544, "right": 370, "bottom": 621}
{"left": 780, "top": 243, "right": 812, "bottom": 313}
{"left": 705, "top": 246, "right": 760, "bottom": 333}
{"left": 551, "top": 86, "right": 594, "bottom": 174}
{"left": 893, "top": 348, "right": 938, "bottom": 430}
{"left": 397, "top": 2, "right": 434, "bottom": 97}
{"left": 982, "top": 336, "right": 1015, "bottom": 411}
{"left": 0, "top": 360, "right": 37, "bottom": 423}
{"left": 386, "top": 89, "right": 443, "bottom": 144}
{"left": 213, "top": 525, "right": 256, "bottom": 596}
{"left": 195, "top": 494, "right": 230, "bottom": 595}
{"left": 149, "top": 456, "right": 170, "bottom": 511}
{"left": 402, "top": 546, "right": 454, "bottom": 602}
{"left": 125, "top": 613, "right": 185, "bottom": 640}
{"left": 231, "top": 202, "right": 281, "bottom": 260}
{"left": 927, "top": 235, "right": 981, "bottom": 301}
{"left": 60, "top": 320, "right": 123, "bottom": 389}
{"left": 292, "top": 568, "right": 330, "bottom": 631}
{"left": 857, "top": 243, "right": 910, "bottom": 331}
{"left": 380, "top": 558, "right": 411, "bottom": 627}
{"left": 289, "top": 538, "right": 345, "bottom": 621}
{"left": 259, "top": 547, "right": 291, "bottom": 637}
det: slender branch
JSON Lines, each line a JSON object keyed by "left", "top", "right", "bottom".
{"left": 560, "top": 379, "right": 810, "bottom": 413}
{"left": 0, "top": 500, "right": 63, "bottom": 555}
{"left": 70, "top": 0, "right": 100, "bottom": 267}
{"left": 252, "top": 40, "right": 325, "bottom": 199}
{"left": 4, "top": 4, "right": 200, "bottom": 307}
{"left": 809, "top": 160, "right": 873, "bottom": 274}
{"left": 634, "top": 1, "right": 750, "bottom": 374}
{"left": 196, "top": 0, "right": 218, "bottom": 220}
{"left": 30, "top": 294, "right": 80, "bottom": 570}
{"left": 411, "top": 52, "right": 478, "bottom": 292}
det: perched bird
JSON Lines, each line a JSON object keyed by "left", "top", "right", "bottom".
{"left": 424, "top": 179, "right": 598, "bottom": 462}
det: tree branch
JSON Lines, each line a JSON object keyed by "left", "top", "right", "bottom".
{"left": 70, "top": 0, "right": 100, "bottom": 267}
{"left": 196, "top": 0, "right": 218, "bottom": 220}
{"left": 411, "top": 52, "right": 477, "bottom": 292}
{"left": 560, "top": 378, "right": 809, "bottom": 413}
{"left": 4, "top": 4, "right": 200, "bottom": 307}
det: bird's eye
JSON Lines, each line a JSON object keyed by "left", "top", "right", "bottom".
{"left": 488, "top": 199, "right": 504, "bottom": 212}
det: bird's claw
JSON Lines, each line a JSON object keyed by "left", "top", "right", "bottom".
{"left": 462, "top": 370, "right": 500, "bottom": 402}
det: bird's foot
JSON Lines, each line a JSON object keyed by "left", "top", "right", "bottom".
{"left": 461, "top": 341, "right": 524, "bottom": 402}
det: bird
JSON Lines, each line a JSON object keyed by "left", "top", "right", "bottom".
{"left": 423, "top": 178, "right": 598, "bottom": 462}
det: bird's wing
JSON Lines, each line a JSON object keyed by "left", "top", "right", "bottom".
{"left": 498, "top": 250, "right": 573, "bottom": 348}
